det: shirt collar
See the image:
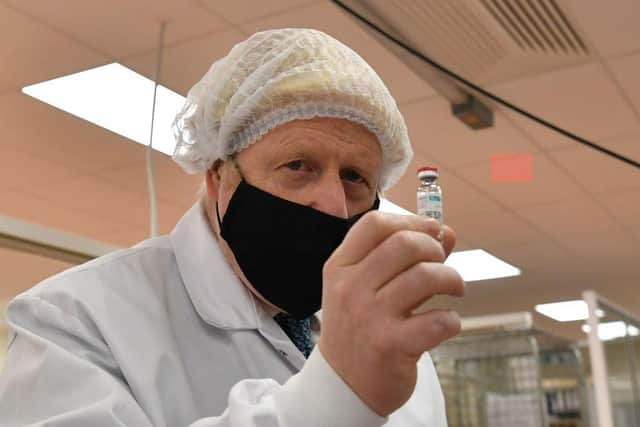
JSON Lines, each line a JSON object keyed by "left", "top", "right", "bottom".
{"left": 170, "top": 201, "right": 263, "bottom": 330}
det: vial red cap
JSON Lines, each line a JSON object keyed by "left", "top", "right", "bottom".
{"left": 417, "top": 166, "right": 438, "bottom": 173}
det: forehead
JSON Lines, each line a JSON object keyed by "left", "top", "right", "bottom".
{"left": 239, "top": 117, "right": 382, "bottom": 165}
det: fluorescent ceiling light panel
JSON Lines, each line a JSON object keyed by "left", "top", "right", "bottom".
{"left": 444, "top": 249, "right": 520, "bottom": 282}
{"left": 22, "top": 63, "right": 185, "bottom": 156}
{"left": 535, "top": 300, "right": 589, "bottom": 322}
{"left": 582, "top": 321, "right": 640, "bottom": 341}
{"left": 535, "top": 300, "right": 607, "bottom": 322}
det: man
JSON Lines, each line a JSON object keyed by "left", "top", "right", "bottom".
{"left": 0, "top": 28, "right": 464, "bottom": 426}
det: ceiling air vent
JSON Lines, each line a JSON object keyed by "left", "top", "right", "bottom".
{"left": 481, "top": 0, "right": 589, "bottom": 56}
{"left": 344, "top": 0, "right": 594, "bottom": 86}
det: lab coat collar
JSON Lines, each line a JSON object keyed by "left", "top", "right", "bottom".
{"left": 170, "top": 201, "right": 262, "bottom": 330}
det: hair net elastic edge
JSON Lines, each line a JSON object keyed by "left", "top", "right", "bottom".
{"left": 174, "top": 102, "right": 411, "bottom": 190}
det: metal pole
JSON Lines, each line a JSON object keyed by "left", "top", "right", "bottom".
{"left": 529, "top": 334, "right": 547, "bottom": 426}
{"left": 572, "top": 345, "right": 591, "bottom": 426}
{"left": 622, "top": 316, "right": 640, "bottom": 425}
{"left": 146, "top": 21, "right": 166, "bottom": 237}
{"left": 583, "top": 290, "right": 614, "bottom": 427}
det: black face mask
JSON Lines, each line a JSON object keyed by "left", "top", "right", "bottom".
{"left": 217, "top": 179, "right": 379, "bottom": 320}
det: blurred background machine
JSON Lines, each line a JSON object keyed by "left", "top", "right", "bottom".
{"left": 431, "top": 312, "right": 589, "bottom": 427}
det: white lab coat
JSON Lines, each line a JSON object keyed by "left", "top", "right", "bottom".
{"left": 0, "top": 202, "right": 447, "bottom": 427}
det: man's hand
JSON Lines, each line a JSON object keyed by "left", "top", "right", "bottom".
{"left": 318, "top": 212, "right": 465, "bottom": 416}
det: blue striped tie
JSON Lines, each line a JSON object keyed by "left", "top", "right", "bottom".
{"left": 274, "top": 313, "right": 313, "bottom": 358}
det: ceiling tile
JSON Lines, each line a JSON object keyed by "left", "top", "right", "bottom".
{"left": 22, "top": 174, "right": 160, "bottom": 229}
{"left": 124, "top": 28, "right": 247, "bottom": 95}
{"left": 239, "top": 2, "right": 437, "bottom": 104}
{"left": 0, "top": 148, "right": 80, "bottom": 193}
{"left": 400, "top": 98, "right": 539, "bottom": 168}
{"left": 499, "top": 107, "right": 580, "bottom": 152}
{"left": 564, "top": 0, "right": 640, "bottom": 58}
{"left": 486, "top": 238, "right": 593, "bottom": 288}
{"left": 103, "top": 227, "right": 150, "bottom": 248}
{"left": 446, "top": 209, "right": 541, "bottom": 249}
{"left": 0, "top": 92, "right": 147, "bottom": 173}
{"left": 593, "top": 188, "right": 640, "bottom": 227}
{"left": 607, "top": 52, "right": 640, "bottom": 116}
{"left": 24, "top": 169, "right": 188, "bottom": 238}
{"left": 516, "top": 195, "right": 617, "bottom": 237}
{"left": 490, "top": 62, "right": 639, "bottom": 144}
{"left": 595, "top": 277, "right": 640, "bottom": 319}
{"left": 549, "top": 143, "right": 640, "bottom": 194}
{"left": 0, "top": 189, "right": 129, "bottom": 242}
{"left": 0, "top": 247, "right": 74, "bottom": 300}
{"left": 0, "top": 3, "right": 106, "bottom": 92}
{"left": 200, "top": 0, "right": 318, "bottom": 25}
{"left": 456, "top": 154, "right": 584, "bottom": 209}
{"left": 502, "top": 111, "right": 640, "bottom": 158}
{"left": 432, "top": 169, "right": 504, "bottom": 219}
{"left": 103, "top": 203, "right": 189, "bottom": 247}
{"left": 558, "top": 228, "right": 638, "bottom": 281}
{"left": 97, "top": 154, "right": 202, "bottom": 208}
{"left": 597, "top": 131, "right": 640, "bottom": 164}
{"left": 5, "top": 0, "right": 227, "bottom": 59}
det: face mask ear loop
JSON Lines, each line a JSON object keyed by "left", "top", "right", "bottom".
{"left": 216, "top": 155, "right": 248, "bottom": 230}
{"left": 215, "top": 156, "right": 237, "bottom": 230}
{"left": 373, "top": 189, "right": 382, "bottom": 210}
{"left": 215, "top": 201, "right": 223, "bottom": 230}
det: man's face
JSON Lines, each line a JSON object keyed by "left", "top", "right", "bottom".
{"left": 213, "top": 117, "right": 383, "bottom": 220}
{"left": 205, "top": 117, "right": 382, "bottom": 311}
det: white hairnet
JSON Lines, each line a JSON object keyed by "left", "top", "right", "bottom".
{"left": 172, "top": 28, "right": 412, "bottom": 190}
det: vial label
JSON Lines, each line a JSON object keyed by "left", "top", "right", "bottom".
{"left": 418, "top": 193, "right": 443, "bottom": 224}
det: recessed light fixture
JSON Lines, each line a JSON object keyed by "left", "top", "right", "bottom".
{"left": 536, "top": 300, "right": 587, "bottom": 322}
{"left": 535, "top": 300, "right": 606, "bottom": 322}
{"left": 22, "top": 63, "right": 185, "bottom": 156}
{"left": 444, "top": 249, "right": 521, "bottom": 282}
{"left": 582, "top": 321, "right": 640, "bottom": 341}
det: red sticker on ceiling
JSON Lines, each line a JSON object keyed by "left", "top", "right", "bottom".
{"left": 490, "top": 154, "right": 533, "bottom": 182}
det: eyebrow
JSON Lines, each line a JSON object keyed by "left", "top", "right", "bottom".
{"left": 269, "top": 129, "right": 382, "bottom": 170}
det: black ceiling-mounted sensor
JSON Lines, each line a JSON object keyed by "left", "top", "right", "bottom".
{"left": 452, "top": 95, "right": 494, "bottom": 130}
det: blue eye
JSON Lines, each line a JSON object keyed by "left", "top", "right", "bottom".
{"left": 342, "top": 169, "right": 365, "bottom": 184}
{"left": 286, "top": 160, "right": 304, "bottom": 171}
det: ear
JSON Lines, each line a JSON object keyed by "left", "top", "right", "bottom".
{"left": 205, "top": 160, "right": 224, "bottom": 202}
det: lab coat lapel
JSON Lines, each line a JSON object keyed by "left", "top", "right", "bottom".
{"left": 170, "top": 202, "right": 260, "bottom": 330}
{"left": 170, "top": 202, "right": 307, "bottom": 370}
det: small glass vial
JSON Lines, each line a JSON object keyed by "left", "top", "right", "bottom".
{"left": 417, "top": 166, "right": 443, "bottom": 226}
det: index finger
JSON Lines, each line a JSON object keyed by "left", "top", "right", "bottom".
{"left": 329, "top": 211, "right": 441, "bottom": 267}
